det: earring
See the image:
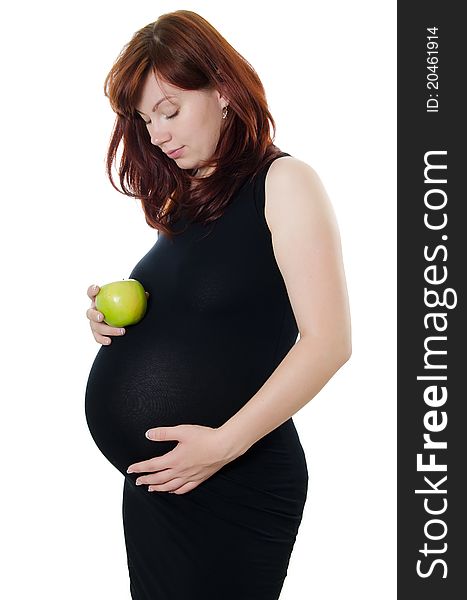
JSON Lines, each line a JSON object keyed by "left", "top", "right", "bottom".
{"left": 222, "top": 105, "right": 229, "bottom": 119}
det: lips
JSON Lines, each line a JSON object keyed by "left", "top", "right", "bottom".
{"left": 167, "top": 146, "right": 183, "bottom": 157}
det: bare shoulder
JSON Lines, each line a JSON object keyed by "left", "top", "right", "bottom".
{"left": 264, "top": 156, "right": 335, "bottom": 236}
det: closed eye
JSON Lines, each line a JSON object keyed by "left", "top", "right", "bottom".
{"left": 142, "top": 110, "right": 179, "bottom": 125}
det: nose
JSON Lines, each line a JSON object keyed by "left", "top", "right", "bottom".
{"left": 147, "top": 122, "right": 170, "bottom": 147}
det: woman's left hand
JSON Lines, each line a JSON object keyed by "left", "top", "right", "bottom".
{"left": 126, "top": 424, "right": 235, "bottom": 495}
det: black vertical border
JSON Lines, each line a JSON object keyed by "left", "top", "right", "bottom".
{"left": 398, "top": 4, "right": 466, "bottom": 598}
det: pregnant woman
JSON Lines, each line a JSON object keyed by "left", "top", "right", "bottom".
{"left": 85, "top": 10, "right": 352, "bottom": 600}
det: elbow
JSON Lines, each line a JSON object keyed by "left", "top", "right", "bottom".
{"left": 344, "top": 338, "right": 352, "bottom": 360}
{"left": 342, "top": 339, "right": 352, "bottom": 363}
{"left": 300, "top": 332, "right": 352, "bottom": 366}
{"left": 336, "top": 338, "right": 352, "bottom": 367}
{"left": 342, "top": 348, "right": 352, "bottom": 365}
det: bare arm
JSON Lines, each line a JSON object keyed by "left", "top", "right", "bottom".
{"left": 218, "top": 157, "right": 352, "bottom": 459}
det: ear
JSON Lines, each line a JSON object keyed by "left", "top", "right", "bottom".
{"left": 216, "top": 88, "right": 229, "bottom": 109}
{"left": 214, "top": 76, "right": 228, "bottom": 101}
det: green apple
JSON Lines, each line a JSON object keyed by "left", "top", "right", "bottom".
{"left": 95, "top": 279, "right": 147, "bottom": 327}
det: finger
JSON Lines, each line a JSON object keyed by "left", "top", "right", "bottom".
{"left": 136, "top": 469, "right": 175, "bottom": 486}
{"left": 127, "top": 454, "right": 172, "bottom": 474}
{"left": 146, "top": 425, "right": 183, "bottom": 442}
{"left": 87, "top": 284, "right": 100, "bottom": 300}
{"left": 94, "top": 333, "right": 112, "bottom": 346}
{"left": 145, "top": 291, "right": 149, "bottom": 298}
{"left": 166, "top": 481, "right": 199, "bottom": 495}
{"left": 88, "top": 321, "right": 125, "bottom": 347}
{"left": 88, "top": 318, "right": 126, "bottom": 337}
{"left": 86, "top": 308, "right": 125, "bottom": 334}
{"left": 148, "top": 477, "right": 186, "bottom": 492}
{"left": 86, "top": 307, "right": 104, "bottom": 323}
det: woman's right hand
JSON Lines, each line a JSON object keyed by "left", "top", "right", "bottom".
{"left": 86, "top": 284, "right": 149, "bottom": 346}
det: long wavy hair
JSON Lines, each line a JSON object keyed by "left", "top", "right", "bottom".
{"left": 103, "top": 10, "right": 285, "bottom": 240}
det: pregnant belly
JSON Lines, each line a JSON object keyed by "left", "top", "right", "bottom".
{"left": 84, "top": 330, "right": 245, "bottom": 476}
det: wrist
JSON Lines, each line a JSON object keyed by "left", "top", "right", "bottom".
{"left": 215, "top": 424, "right": 251, "bottom": 463}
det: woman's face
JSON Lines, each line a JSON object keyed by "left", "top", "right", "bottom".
{"left": 135, "top": 71, "right": 228, "bottom": 177}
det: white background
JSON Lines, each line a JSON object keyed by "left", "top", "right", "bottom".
{"left": 1, "top": 1, "right": 396, "bottom": 598}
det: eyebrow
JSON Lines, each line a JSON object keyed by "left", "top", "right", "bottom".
{"left": 135, "top": 95, "right": 177, "bottom": 115}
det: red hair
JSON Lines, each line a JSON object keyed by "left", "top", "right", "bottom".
{"left": 103, "top": 9, "right": 285, "bottom": 240}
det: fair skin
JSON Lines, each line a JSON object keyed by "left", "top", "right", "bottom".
{"left": 135, "top": 70, "right": 228, "bottom": 178}
{"left": 86, "top": 75, "right": 352, "bottom": 495}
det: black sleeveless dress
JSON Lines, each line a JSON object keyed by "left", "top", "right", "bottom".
{"left": 85, "top": 151, "right": 309, "bottom": 599}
